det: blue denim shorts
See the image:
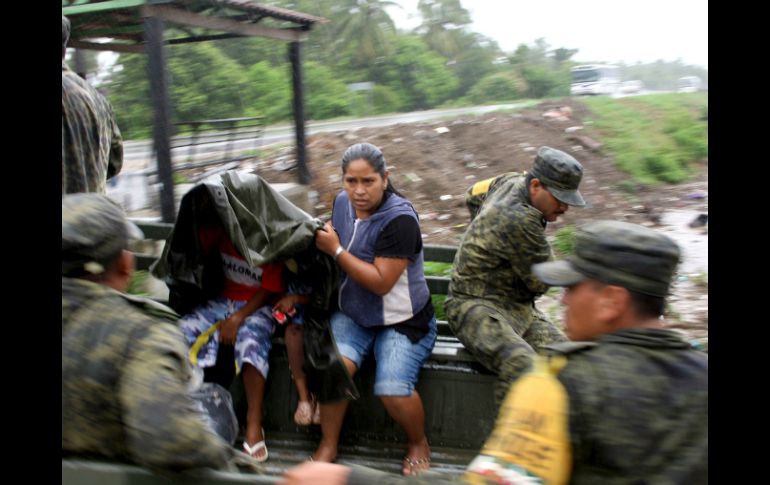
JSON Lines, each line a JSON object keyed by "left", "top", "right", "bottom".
{"left": 330, "top": 311, "right": 437, "bottom": 396}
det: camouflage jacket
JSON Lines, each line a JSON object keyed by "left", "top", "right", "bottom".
{"left": 62, "top": 62, "right": 123, "bottom": 195}
{"left": 464, "top": 172, "right": 522, "bottom": 221}
{"left": 62, "top": 277, "right": 232, "bottom": 471}
{"left": 549, "top": 328, "right": 708, "bottom": 484}
{"left": 449, "top": 176, "right": 552, "bottom": 308}
{"left": 345, "top": 328, "right": 708, "bottom": 485}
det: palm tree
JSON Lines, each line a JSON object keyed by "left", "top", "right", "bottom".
{"left": 334, "top": 0, "right": 401, "bottom": 67}
{"left": 416, "top": 0, "right": 471, "bottom": 59}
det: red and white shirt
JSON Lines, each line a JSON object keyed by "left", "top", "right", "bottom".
{"left": 200, "top": 225, "right": 284, "bottom": 301}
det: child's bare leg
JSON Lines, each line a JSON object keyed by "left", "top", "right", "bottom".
{"left": 286, "top": 324, "right": 310, "bottom": 402}
{"left": 286, "top": 323, "right": 315, "bottom": 425}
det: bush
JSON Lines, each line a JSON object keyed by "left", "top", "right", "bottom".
{"left": 670, "top": 124, "right": 708, "bottom": 161}
{"left": 521, "top": 65, "right": 565, "bottom": 98}
{"left": 467, "top": 73, "right": 523, "bottom": 104}
{"left": 583, "top": 94, "right": 708, "bottom": 184}
{"left": 127, "top": 270, "right": 149, "bottom": 296}
{"left": 641, "top": 151, "right": 688, "bottom": 183}
{"left": 552, "top": 225, "right": 576, "bottom": 256}
{"left": 372, "top": 85, "right": 406, "bottom": 114}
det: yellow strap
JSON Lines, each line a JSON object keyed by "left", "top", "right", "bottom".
{"left": 470, "top": 177, "right": 496, "bottom": 196}
{"left": 188, "top": 321, "right": 222, "bottom": 366}
{"left": 188, "top": 320, "right": 241, "bottom": 374}
{"left": 465, "top": 355, "right": 572, "bottom": 484}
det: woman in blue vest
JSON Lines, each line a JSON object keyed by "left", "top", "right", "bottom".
{"left": 313, "top": 142, "right": 437, "bottom": 475}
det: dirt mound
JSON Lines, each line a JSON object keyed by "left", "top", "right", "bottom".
{"left": 265, "top": 98, "right": 708, "bottom": 246}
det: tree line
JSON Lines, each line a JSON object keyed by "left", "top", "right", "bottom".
{"left": 94, "top": 0, "right": 707, "bottom": 140}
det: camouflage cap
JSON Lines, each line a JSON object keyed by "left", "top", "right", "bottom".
{"left": 530, "top": 146, "right": 586, "bottom": 207}
{"left": 62, "top": 193, "right": 144, "bottom": 276}
{"left": 532, "top": 220, "right": 681, "bottom": 297}
{"left": 62, "top": 16, "right": 71, "bottom": 49}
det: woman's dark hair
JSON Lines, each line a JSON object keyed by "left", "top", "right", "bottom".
{"left": 341, "top": 143, "right": 403, "bottom": 197}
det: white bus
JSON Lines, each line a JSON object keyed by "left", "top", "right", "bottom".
{"left": 570, "top": 64, "right": 621, "bottom": 96}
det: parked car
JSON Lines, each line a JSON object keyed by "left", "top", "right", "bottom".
{"left": 678, "top": 76, "right": 702, "bottom": 93}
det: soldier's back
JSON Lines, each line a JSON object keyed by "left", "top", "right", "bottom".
{"left": 62, "top": 277, "right": 179, "bottom": 460}
{"left": 451, "top": 176, "right": 550, "bottom": 305}
{"left": 62, "top": 64, "right": 123, "bottom": 194}
{"left": 551, "top": 329, "right": 708, "bottom": 484}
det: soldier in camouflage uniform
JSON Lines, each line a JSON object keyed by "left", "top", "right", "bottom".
{"left": 62, "top": 16, "right": 123, "bottom": 195}
{"left": 446, "top": 147, "right": 587, "bottom": 404}
{"left": 62, "top": 193, "right": 235, "bottom": 471}
{"left": 278, "top": 221, "right": 708, "bottom": 485}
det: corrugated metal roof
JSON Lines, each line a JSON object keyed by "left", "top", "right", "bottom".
{"left": 63, "top": 0, "right": 328, "bottom": 43}
{"left": 215, "top": 0, "right": 327, "bottom": 25}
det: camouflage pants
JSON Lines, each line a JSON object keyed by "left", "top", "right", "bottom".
{"left": 445, "top": 296, "right": 567, "bottom": 405}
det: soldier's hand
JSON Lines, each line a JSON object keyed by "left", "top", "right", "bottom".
{"left": 219, "top": 314, "right": 243, "bottom": 345}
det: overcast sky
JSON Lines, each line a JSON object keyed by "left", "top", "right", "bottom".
{"left": 387, "top": 0, "right": 708, "bottom": 68}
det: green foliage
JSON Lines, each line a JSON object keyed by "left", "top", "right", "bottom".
{"left": 467, "top": 72, "right": 523, "bottom": 104}
{"left": 640, "top": 150, "right": 688, "bottom": 183}
{"left": 333, "top": 0, "right": 399, "bottom": 67}
{"left": 304, "top": 62, "right": 353, "bottom": 120}
{"left": 109, "top": 43, "right": 254, "bottom": 139}
{"left": 551, "top": 47, "right": 579, "bottom": 65}
{"left": 583, "top": 93, "right": 708, "bottom": 184}
{"left": 423, "top": 261, "right": 453, "bottom": 277}
{"left": 509, "top": 38, "right": 550, "bottom": 66}
{"left": 108, "top": 53, "right": 152, "bottom": 139}
{"left": 378, "top": 36, "right": 458, "bottom": 110}
{"left": 432, "top": 294, "right": 447, "bottom": 321}
{"left": 417, "top": 0, "right": 473, "bottom": 59}
{"left": 424, "top": 261, "right": 452, "bottom": 320}
{"left": 127, "top": 270, "right": 149, "bottom": 296}
{"left": 552, "top": 225, "right": 576, "bottom": 256}
{"left": 521, "top": 65, "right": 567, "bottom": 98}
{"left": 244, "top": 61, "right": 292, "bottom": 123}
{"left": 167, "top": 44, "right": 252, "bottom": 121}
{"left": 437, "top": 31, "right": 502, "bottom": 98}
{"left": 371, "top": 85, "right": 407, "bottom": 114}
{"left": 173, "top": 172, "right": 189, "bottom": 185}
{"left": 214, "top": 36, "right": 288, "bottom": 68}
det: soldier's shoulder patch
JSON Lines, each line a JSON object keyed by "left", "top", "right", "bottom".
{"left": 120, "top": 293, "right": 179, "bottom": 322}
{"left": 545, "top": 341, "right": 597, "bottom": 355}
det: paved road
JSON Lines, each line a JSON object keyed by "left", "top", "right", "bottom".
{"left": 121, "top": 102, "right": 535, "bottom": 170}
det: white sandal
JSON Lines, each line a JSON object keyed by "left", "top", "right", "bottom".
{"left": 243, "top": 430, "right": 268, "bottom": 462}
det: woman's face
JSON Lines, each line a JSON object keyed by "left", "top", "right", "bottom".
{"left": 343, "top": 158, "right": 388, "bottom": 218}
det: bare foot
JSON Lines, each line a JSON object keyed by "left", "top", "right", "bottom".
{"left": 311, "top": 442, "right": 338, "bottom": 463}
{"left": 294, "top": 401, "right": 314, "bottom": 426}
{"left": 402, "top": 437, "right": 431, "bottom": 476}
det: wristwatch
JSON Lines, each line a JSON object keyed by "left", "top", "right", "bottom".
{"left": 333, "top": 246, "right": 344, "bottom": 260}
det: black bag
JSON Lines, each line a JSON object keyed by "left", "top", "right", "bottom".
{"left": 191, "top": 382, "right": 239, "bottom": 445}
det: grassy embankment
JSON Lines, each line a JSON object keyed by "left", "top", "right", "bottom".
{"left": 427, "top": 93, "right": 709, "bottom": 319}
